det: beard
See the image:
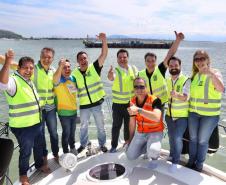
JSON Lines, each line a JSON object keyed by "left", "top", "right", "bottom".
{"left": 169, "top": 69, "right": 181, "bottom": 75}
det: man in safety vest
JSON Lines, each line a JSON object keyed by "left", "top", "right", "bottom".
{"left": 138, "top": 31, "right": 184, "bottom": 112}
{"left": 0, "top": 50, "right": 50, "bottom": 185}
{"left": 0, "top": 48, "right": 60, "bottom": 162}
{"left": 108, "top": 49, "right": 138, "bottom": 153}
{"left": 32, "top": 47, "right": 59, "bottom": 162}
{"left": 126, "top": 77, "right": 164, "bottom": 169}
{"left": 72, "top": 33, "right": 108, "bottom": 153}
{"left": 165, "top": 56, "right": 190, "bottom": 172}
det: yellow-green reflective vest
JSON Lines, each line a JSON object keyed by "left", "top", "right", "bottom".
{"left": 32, "top": 64, "right": 54, "bottom": 108}
{"left": 5, "top": 74, "right": 41, "bottom": 128}
{"left": 190, "top": 73, "right": 222, "bottom": 116}
{"left": 166, "top": 74, "right": 189, "bottom": 118}
{"left": 138, "top": 67, "right": 168, "bottom": 104}
{"left": 112, "top": 65, "right": 137, "bottom": 104}
{"left": 72, "top": 64, "right": 105, "bottom": 106}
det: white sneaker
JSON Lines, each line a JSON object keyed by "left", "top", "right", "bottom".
{"left": 168, "top": 164, "right": 179, "bottom": 173}
{"left": 70, "top": 148, "right": 78, "bottom": 156}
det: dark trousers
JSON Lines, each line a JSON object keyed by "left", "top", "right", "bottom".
{"left": 11, "top": 123, "right": 44, "bottom": 176}
{"left": 59, "top": 114, "right": 77, "bottom": 153}
{"left": 41, "top": 108, "right": 59, "bottom": 157}
{"left": 111, "top": 103, "right": 130, "bottom": 148}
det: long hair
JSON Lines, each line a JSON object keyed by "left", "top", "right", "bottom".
{"left": 191, "top": 50, "right": 210, "bottom": 80}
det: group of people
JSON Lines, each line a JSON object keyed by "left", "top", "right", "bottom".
{"left": 0, "top": 31, "right": 224, "bottom": 185}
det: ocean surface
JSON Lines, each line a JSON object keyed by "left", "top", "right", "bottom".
{"left": 0, "top": 39, "right": 226, "bottom": 182}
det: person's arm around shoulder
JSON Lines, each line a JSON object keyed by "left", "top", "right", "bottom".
{"left": 53, "top": 59, "right": 66, "bottom": 85}
{"left": 108, "top": 65, "right": 115, "bottom": 81}
{"left": 163, "top": 31, "right": 185, "bottom": 68}
{"left": 97, "top": 33, "right": 108, "bottom": 67}
{"left": 0, "top": 49, "right": 14, "bottom": 84}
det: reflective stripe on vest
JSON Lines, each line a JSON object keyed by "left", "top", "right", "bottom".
{"left": 138, "top": 67, "right": 167, "bottom": 104}
{"left": 5, "top": 74, "right": 41, "bottom": 128}
{"left": 190, "top": 74, "right": 222, "bottom": 116}
{"left": 72, "top": 64, "right": 105, "bottom": 105}
{"left": 130, "top": 95, "right": 164, "bottom": 133}
{"left": 33, "top": 64, "right": 54, "bottom": 107}
{"left": 166, "top": 75, "right": 189, "bottom": 118}
{"left": 112, "top": 65, "right": 137, "bottom": 104}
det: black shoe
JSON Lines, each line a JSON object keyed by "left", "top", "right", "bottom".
{"left": 194, "top": 165, "right": 203, "bottom": 172}
{"left": 100, "top": 146, "right": 108, "bottom": 153}
{"left": 77, "top": 145, "right": 85, "bottom": 154}
{"left": 185, "top": 162, "right": 196, "bottom": 169}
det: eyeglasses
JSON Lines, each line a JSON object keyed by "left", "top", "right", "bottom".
{"left": 194, "top": 57, "right": 206, "bottom": 62}
{"left": 134, "top": 85, "right": 146, "bottom": 90}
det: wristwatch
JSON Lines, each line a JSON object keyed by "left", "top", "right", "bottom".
{"left": 138, "top": 108, "right": 142, "bottom": 114}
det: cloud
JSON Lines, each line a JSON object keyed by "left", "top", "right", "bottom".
{"left": 0, "top": 0, "right": 226, "bottom": 40}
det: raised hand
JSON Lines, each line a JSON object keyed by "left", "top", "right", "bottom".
{"left": 5, "top": 49, "right": 14, "bottom": 66}
{"left": 174, "top": 31, "right": 185, "bottom": 41}
{"left": 96, "top": 33, "right": 107, "bottom": 42}
{"left": 58, "top": 58, "right": 66, "bottom": 69}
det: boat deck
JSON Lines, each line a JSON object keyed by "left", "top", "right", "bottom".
{"left": 13, "top": 141, "right": 226, "bottom": 185}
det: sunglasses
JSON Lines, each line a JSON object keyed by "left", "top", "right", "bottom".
{"left": 194, "top": 57, "right": 206, "bottom": 62}
{"left": 134, "top": 85, "right": 146, "bottom": 90}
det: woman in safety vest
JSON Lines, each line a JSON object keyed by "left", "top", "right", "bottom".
{"left": 187, "top": 50, "right": 225, "bottom": 172}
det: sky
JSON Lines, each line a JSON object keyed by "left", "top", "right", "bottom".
{"left": 1, "top": 0, "right": 226, "bottom": 41}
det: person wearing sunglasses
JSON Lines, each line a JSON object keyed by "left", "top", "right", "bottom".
{"left": 126, "top": 77, "right": 164, "bottom": 169}
{"left": 187, "top": 50, "right": 224, "bottom": 172}
{"left": 165, "top": 56, "right": 190, "bottom": 172}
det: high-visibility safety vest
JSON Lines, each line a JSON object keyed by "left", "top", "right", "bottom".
{"left": 112, "top": 65, "right": 137, "bottom": 104}
{"left": 5, "top": 74, "right": 41, "bottom": 128}
{"left": 54, "top": 77, "right": 77, "bottom": 116}
{"left": 72, "top": 64, "right": 105, "bottom": 106}
{"left": 130, "top": 95, "right": 164, "bottom": 133}
{"left": 190, "top": 73, "right": 222, "bottom": 116}
{"left": 138, "top": 67, "right": 168, "bottom": 104}
{"left": 32, "top": 63, "right": 54, "bottom": 107}
{"left": 166, "top": 74, "right": 189, "bottom": 118}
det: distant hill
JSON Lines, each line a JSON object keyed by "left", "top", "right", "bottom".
{"left": 0, "top": 29, "right": 23, "bottom": 39}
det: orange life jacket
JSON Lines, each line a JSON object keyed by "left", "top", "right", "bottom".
{"left": 130, "top": 95, "right": 164, "bottom": 133}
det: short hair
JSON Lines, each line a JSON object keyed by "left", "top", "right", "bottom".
{"left": 167, "top": 56, "right": 181, "bottom": 66}
{"left": 58, "top": 59, "right": 70, "bottom": 66}
{"left": 117, "top": 49, "right": 129, "bottom": 58}
{"left": 144, "top": 52, "right": 157, "bottom": 60}
{"left": 18, "top": 57, "right": 34, "bottom": 68}
{"left": 133, "top": 76, "right": 147, "bottom": 87}
{"left": 41, "top": 47, "right": 55, "bottom": 56}
{"left": 76, "top": 51, "right": 88, "bottom": 60}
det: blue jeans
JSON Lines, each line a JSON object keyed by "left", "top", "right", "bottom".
{"left": 41, "top": 109, "right": 59, "bottom": 157}
{"left": 126, "top": 132, "right": 163, "bottom": 160}
{"left": 11, "top": 123, "right": 44, "bottom": 176}
{"left": 188, "top": 112, "right": 219, "bottom": 169}
{"left": 80, "top": 104, "right": 106, "bottom": 147}
{"left": 59, "top": 114, "right": 77, "bottom": 153}
{"left": 165, "top": 115, "right": 188, "bottom": 164}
